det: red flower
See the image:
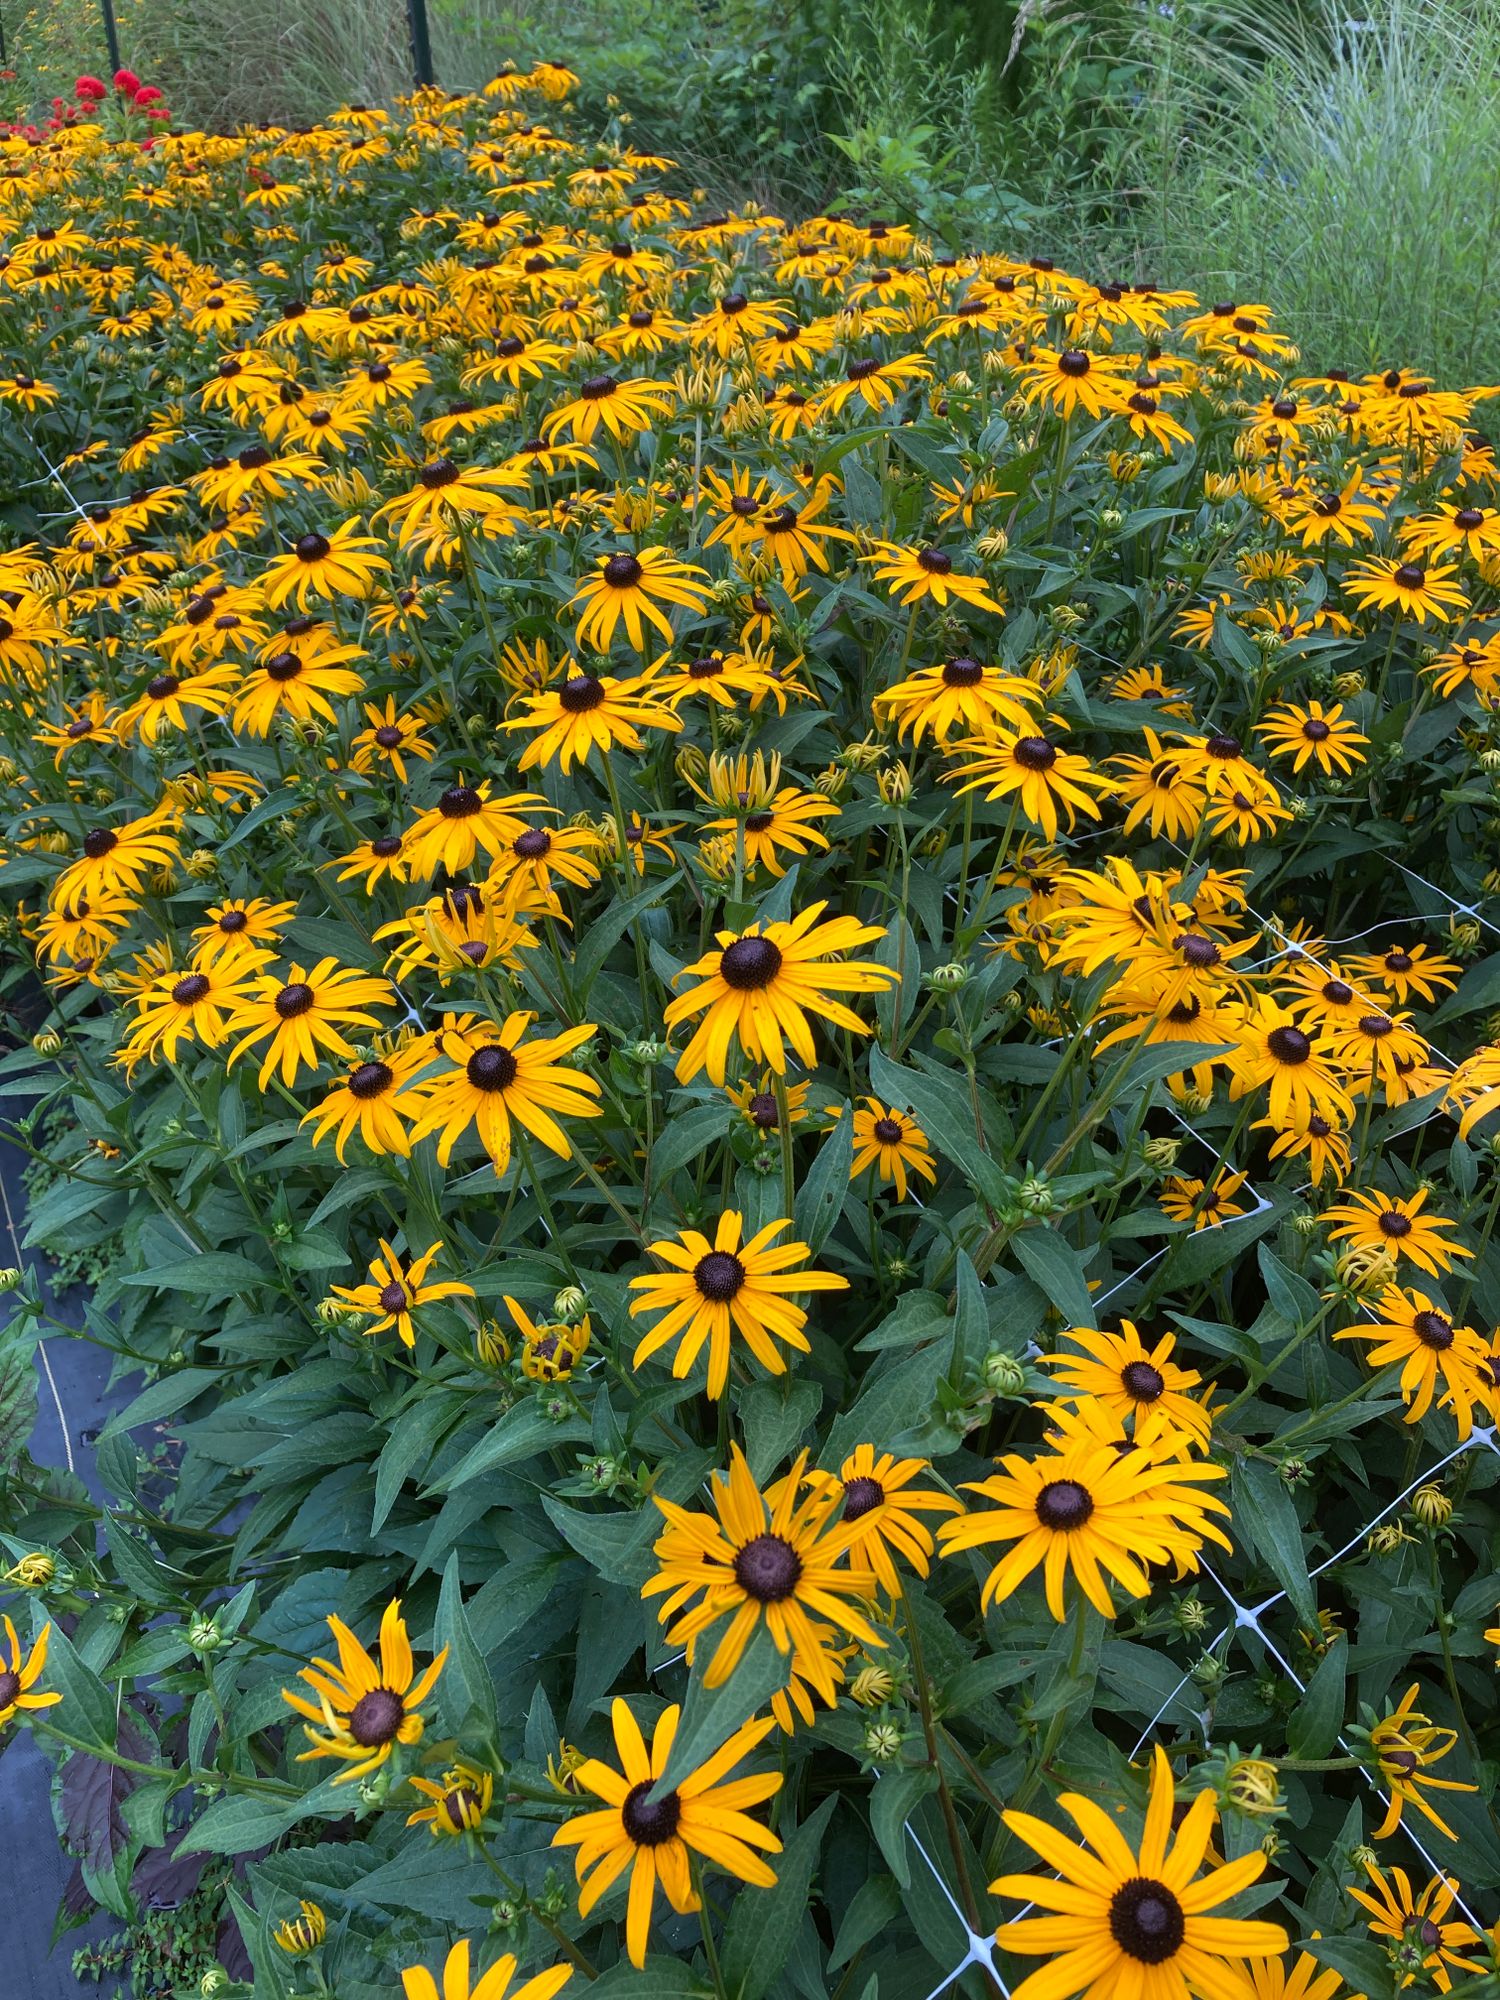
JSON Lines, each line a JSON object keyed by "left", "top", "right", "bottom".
{"left": 75, "top": 74, "right": 107, "bottom": 99}
{"left": 113, "top": 68, "right": 142, "bottom": 97}
{"left": 134, "top": 85, "right": 163, "bottom": 105}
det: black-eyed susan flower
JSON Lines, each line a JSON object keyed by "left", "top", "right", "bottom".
{"left": 698, "top": 778, "right": 839, "bottom": 878}
{"left": 848, "top": 1099, "right": 937, "bottom": 1200}
{"left": 230, "top": 636, "right": 366, "bottom": 737}
{"left": 1321, "top": 1189, "right": 1471, "bottom": 1279}
{"left": 1042, "top": 1321, "right": 1213, "bottom": 1450}
{"left": 331, "top": 830, "right": 413, "bottom": 892}
{"left": 301, "top": 1043, "right": 425, "bottom": 1161}
{"left": 629, "top": 1212, "right": 847, "bottom": 1400}
{"left": 1109, "top": 730, "right": 1208, "bottom": 841}
{"left": 944, "top": 728, "right": 1114, "bottom": 841}
{"left": 374, "top": 457, "right": 526, "bottom": 551}
{"left": 645, "top": 1445, "right": 882, "bottom": 1693}
{"left": 225, "top": 958, "right": 395, "bottom": 1090}
{"left": 119, "top": 957, "right": 266, "bottom": 1070}
{"left": 262, "top": 519, "right": 388, "bottom": 609}
{"left": 281, "top": 1598, "right": 446, "bottom": 1783}
{"left": 664, "top": 903, "right": 896, "bottom": 1083}
{"left": 542, "top": 372, "right": 675, "bottom": 443}
{"left": 937, "top": 1427, "right": 1230, "bottom": 1621}
{"left": 1344, "top": 942, "right": 1461, "bottom": 1006}
{"left": 190, "top": 897, "right": 298, "bottom": 966}
{"left": 567, "top": 548, "right": 711, "bottom": 653}
{"left": 1158, "top": 1170, "right": 1251, "bottom": 1230}
{"left": 802, "top": 1446, "right": 960, "bottom": 1598}
{"left": 1227, "top": 1000, "right": 1353, "bottom": 1126}
{"left": 114, "top": 662, "right": 240, "bottom": 742}
{"left": 349, "top": 697, "right": 439, "bottom": 783}
{"left": 1360, "top": 1684, "right": 1475, "bottom": 1840}
{"left": 406, "top": 1012, "right": 601, "bottom": 1174}
{"left": 330, "top": 1239, "right": 474, "bottom": 1348}
{"left": 401, "top": 781, "right": 543, "bottom": 880}
{"left": 1344, "top": 557, "right": 1469, "bottom": 624}
{"left": 0, "top": 1618, "right": 61, "bottom": 1729}
{"left": 991, "top": 1745, "right": 1288, "bottom": 2000}
{"left": 1335, "top": 1286, "right": 1490, "bottom": 1437}
{"left": 401, "top": 1939, "right": 571, "bottom": 2000}
{"left": 406, "top": 1759, "right": 495, "bottom": 1836}
{"left": 505, "top": 671, "right": 684, "bottom": 773}
{"left": 52, "top": 805, "right": 181, "bottom": 916}
{"left": 551, "top": 1697, "right": 781, "bottom": 1970}
{"left": 1016, "top": 344, "right": 1132, "bottom": 420}
{"left": 506, "top": 1296, "right": 592, "bottom": 1382}
{"left": 1344, "top": 1864, "right": 1482, "bottom": 1991}
{"left": 864, "top": 541, "right": 1004, "bottom": 614}
{"left": 873, "top": 655, "right": 1041, "bottom": 745}
{"left": 1257, "top": 701, "right": 1369, "bottom": 776}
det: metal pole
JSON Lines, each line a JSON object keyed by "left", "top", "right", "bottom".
{"left": 0, "top": 12, "right": 8, "bottom": 69}
{"left": 100, "top": 0, "right": 121, "bottom": 72}
{"left": 405, "top": 0, "right": 434, "bottom": 88}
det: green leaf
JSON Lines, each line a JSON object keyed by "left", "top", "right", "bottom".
{"left": 649, "top": 1618, "right": 789, "bottom": 1801}
{"left": 824, "top": 1340, "right": 950, "bottom": 1464}
{"left": 103, "top": 1518, "right": 177, "bottom": 1607}
{"left": 101, "top": 1367, "right": 219, "bottom": 1438}
{"left": 794, "top": 1106, "right": 853, "bottom": 1254}
{"left": 0, "top": 1340, "right": 38, "bottom": 1478}
{"left": 1257, "top": 1243, "right": 1320, "bottom": 1330}
{"left": 436, "top": 1551, "right": 499, "bottom": 1746}
{"left": 39, "top": 1617, "right": 118, "bottom": 1750}
{"left": 586, "top": 1962, "right": 711, "bottom": 1999}
{"left": 828, "top": 1874, "right": 903, "bottom": 1971}
{"left": 648, "top": 1102, "right": 729, "bottom": 1182}
{"left": 721, "top": 1794, "right": 836, "bottom": 2000}
{"left": 951, "top": 1252, "right": 988, "bottom": 1371}
{"left": 120, "top": 1252, "right": 269, "bottom": 1296}
{"left": 373, "top": 1393, "right": 455, "bottom": 1533}
{"left": 867, "top": 1042, "right": 1006, "bottom": 1208}
{"left": 870, "top": 1766, "right": 938, "bottom": 1888}
{"left": 1231, "top": 1459, "right": 1316, "bottom": 1630}
{"left": 739, "top": 1378, "right": 823, "bottom": 1483}
{"left": 177, "top": 1787, "right": 327, "bottom": 1856}
{"left": 1012, "top": 1227, "right": 1094, "bottom": 1329}
{"left": 438, "top": 1402, "right": 590, "bottom": 1490}
{"left": 574, "top": 876, "right": 670, "bottom": 990}
{"left": 1301, "top": 1935, "right": 1397, "bottom": 1999}
{"left": 1287, "top": 1635, "right": 1347, "bottom": 1760}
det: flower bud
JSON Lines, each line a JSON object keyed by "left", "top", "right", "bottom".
{"left": 1141, "top": 1136, "right": 1181, "bottom": 1170}
{"left": 4, "top": 1552, "right": 55, "bottom": 1587}
{"left": 1409, "top": 1482, "right": 1453, "bottom": 1527}
{"left": 981, "top": 1350, "right": 1027, "bottom": 1398}
{"left": 475, "top": 1320, "right": 511, "bottom": 1368}
{"left": 1018, "top": 1176, "right": 1053, "bottom": 1215}
{"left": 0, "top": 1266, "right": 22, "bottom": 1293}
{"left": 848, "top": 1665, "right": 895, "bottom": 1707}
{"left": 862, "top": 1720, "right": 904, "bottom": 1763}
{"left": 190, "top": 1618, "right": 222, "bottom": 1653}
{"left": 552, "top": 1285, "right": 588, "bottom": 1323}
{"left": 273, "top": 1902, "right": 326, "bottom": 1955}
{"left": 1225, "top": 1758, "right": 1283, "bottom": 1817}
{"left": 926, "top": 961, "right": 969, "bottom": 992}
{"left": 32, "top": 1028, "right": 63, "bottom": 1058}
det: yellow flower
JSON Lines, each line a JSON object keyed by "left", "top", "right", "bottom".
{"left": 330, "top": 1239, "right": 475, "bottom": 1349}
{"left": 281, "top": 1598, "right": 447, "bottom": 1783}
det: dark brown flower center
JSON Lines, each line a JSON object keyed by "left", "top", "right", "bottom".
{"left": 83, "top": 828, "right": 118, "bottom": 859}
{"left": 147, "top": 674, "right": 179, "bottom": 699}
{"left": 1321, "top": 979, "right": 1353, "bottom": 1005}
{"left": 0, "top": 1669, "right": 21, "bottom": 1708}
{"left": 1267, "top": 1025, "right": 1311, "bottom": 1065}
{"left": 1384, "top": 1746, "right": 1420, "bottom": 1776}
{"left": 1109, "top": 1878, "right": 1185, "bottom": 1964}
{"left": 581, "top": 374, "right": 618, "bottom": 399}
{"left": 1359, "top": 1014, "right": 1393, "bottom": 1038}
{"left": 1035, "top": 1479, "right": 1093, "bottom": 1530}
{"left": 440, "top": 785, "right": 482, "bottom": 818}
{"left": 1058, "top": 349, "right": 1090, "bottom": 377}
{"left": 872, "top": 1117, "right": 904, "bottom": 1145}
{"left": 374, "top": 725, "right": 403, "bottom": 749}
{"left": 1302, "top": 718, "right": 1331, "bottom": 741}
{"left": 348, "top": 1687, "right": 405, "bottom": 1746}
{"left": 378, "top": 1280, "right": 409, "bottom": 1314}
{"left": 1416, "top": 1304, "right": 1448, "bottom": 1352}
{"left": 442, "top": 1785, "right": 484, "bottom": 1829}
{"left": 371, "top": 835, "right": 403, "bottom": 858}
{"left": 420, "top": 458, "right": 459, "bottom": 488}
{"left": 265, "top": 652, "right": 302, "bottom": 683}
{"left": 172, "top": 973, "right": 211, "bottom": 1005}
{"left": 603, "top": 553, "right": 642, "bottom": 588}
{"left": 274, "top": 982, "right": 316, "bottom": 1018}
{"left": 295, "top": 532, "right": 331, "bottom": 561}
{"left": 621, "top": 1779, "right": 682, "bottom": 1846}
{"left": 349, "top": 1060, "right": 394, "bottom": 1100}
{"left": 218, "top": 910, "right": 248, "bottom": 932}
{"left": 747, "top": 1091, "right": 779, "bottom": 1129}
{"left": 1013, "top": 736, "right": 1057, "bottom": 771}
{"left": 467, "top": 1045, "right": 519, "bottom": 1092}
{"left": 559, "top": 674, "right": 607, "bottom": 712}
{"left": 842, "top": 1475, "right": 884, "bottom": 1520}
{"left": 916, "top": 547, "right": 952, "bottom": 574}
{"left": 1178, "top": 934, "right": 1220, "bottom": 968}
{"left": 720, "top": 936, "right": 783, "bottom": 990}
{"left": 1455, "top": 507, "right": 1484, "bottom": 530}
{"left": 694, "top": 1250, "right": 745, "bottom": 1302}
{"left": 1376, "top": 1211, "right": 1411, "bottom": 1239}
{"left": 1121, "top": 1360, "right": 1166, "bottom": 1402}
{"left": 514, "top": 828, "right": 552, "bottom": 860}
{"left": 733, "top": 1532, "right": 802, "bottom": 1601}
{"left": 1384, "top": 950, "right": 1413, "bottom": 972}
{"left": 1393, "top": 563, "right": 1426, "bottom": 589}
{"left": 1206, "top": 733, "right": 1241, "bottom": 759}
{"left": 941, "top": 656, "right": 984, "bottom": 687}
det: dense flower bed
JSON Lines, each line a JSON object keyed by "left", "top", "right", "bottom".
{"left": 2, "top": 61, "right": 1500, "bottom": 2000}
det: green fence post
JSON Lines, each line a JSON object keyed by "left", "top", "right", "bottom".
{"left": 406, "top": 0, "right": 434, "bottom": 88}
{"left": 100, "top": 0, "right": 122, "bottom": 73}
